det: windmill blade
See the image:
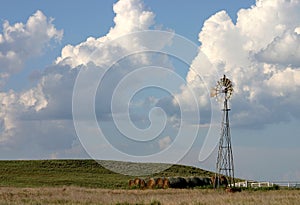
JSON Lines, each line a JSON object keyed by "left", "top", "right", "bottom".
{"left": 221, "top": 75, "right": 226, "bottom": 83}
{"left": 225, "top": 78, "right": 232, "bottom": 87}
{"left": 224, "top": 78, "right": 229, "bottom": 87}
{"left": 210, "top": 88, "right": 218, "bottom": 97}
{"left": 226, "top": 81, "right": 232, "bottom": 88}
{"left": 228, "top": 86, "right": 233, "bottom": 91}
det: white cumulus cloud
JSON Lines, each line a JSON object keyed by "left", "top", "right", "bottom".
{"left": 257, "top": 31, "right": 300, "bottom": 66}
{"left": 0, "top": 0, "right": 171, "bottom": 158}
{"left": 179, "top": 0, "right": 300, "bottom": 128}
{"left": 56, "top": 0, "right": 157, "bottom": 68}
{"left": 0, "top": 10, "right": 63, "bottom": 88}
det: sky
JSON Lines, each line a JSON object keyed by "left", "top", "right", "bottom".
{"left": 1, "top": 0, "right": 300, "bottom": 181}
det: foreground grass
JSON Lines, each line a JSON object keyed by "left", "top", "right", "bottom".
{"left": 0, "top": 160, "right": 214, "bottom": 189}
{"left": 0, "top": 187, "right": 299, "bottom": 205}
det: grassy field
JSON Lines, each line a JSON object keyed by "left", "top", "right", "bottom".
{"left": 1, "top": 160, "right": 299, "bottom": 205}
{"left": 0, "top": 160, "right": 214, "bottom": 189}
{"left": 0, "top": 186, "right": 300, "bottom": 205}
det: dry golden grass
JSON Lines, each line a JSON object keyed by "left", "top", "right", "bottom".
{"left": 0, "top": 187, "right": 300, "bottom": 205}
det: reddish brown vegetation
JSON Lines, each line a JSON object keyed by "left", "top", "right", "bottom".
{"left": 162, "top": 178, "right": 170, "bottom": 189}
{"left": 128, "top": 179, "right": 135, "bottom": 188}
{"left": 147, "top": 178, "right": 156, "bottom": 189}
{"left": 139, "top": 179, "right": 146, "bottom": 189}
{"left": 156, "top": 178, "right": 164, "bottom": 189}
{"left": 129, "top": 176, "right": 211, "bottom": 189}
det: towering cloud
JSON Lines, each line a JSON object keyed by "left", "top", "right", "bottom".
{"left": 56, "top": 0, "right": 156, "bottom": 68}
{"left": 181, "top": 0, "right": 300, "bottom": 128}
{"left": 0, "top": 0, "right": 165, "bottom": 158}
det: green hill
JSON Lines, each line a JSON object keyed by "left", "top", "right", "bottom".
{"left": 0, "top": 160, "right": 215, "bottom": 189}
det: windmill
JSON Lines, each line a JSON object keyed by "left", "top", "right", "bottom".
{"left": 211, "top": 75, "right": 235, "bottom": 188}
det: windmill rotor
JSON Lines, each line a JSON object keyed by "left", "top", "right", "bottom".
{"left": 211, "top": 75, "right": 233, "bottom": 101}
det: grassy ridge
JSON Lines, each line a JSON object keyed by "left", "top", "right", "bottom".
{"left": 0, "top": 160, "right": 214, "bottom": 189}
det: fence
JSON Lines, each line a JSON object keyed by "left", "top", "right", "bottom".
{"left": 233, "top": 181, "right": 300, "bottom": 188}
{"left": 272, "top": 181, "right": 300, "bottom": 188}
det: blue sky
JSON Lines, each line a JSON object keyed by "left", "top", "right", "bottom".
{"left": 0, "top": 0, "right": 255, "bottom": 44}
{"left": 1, "top": 0, "right": 300, "bottom": 181}
{"left": 1, "top": 0, "right": 255, "bottom": 91}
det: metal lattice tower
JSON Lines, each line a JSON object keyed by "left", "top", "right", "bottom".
{"left": 211, "top": 75, "right": 235, "bottom": 188}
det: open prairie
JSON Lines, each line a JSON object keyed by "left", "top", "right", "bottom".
{"left": 0, "top": 160, "right": 299, "bottom": 205}
{"left": 0, "top": 160, "right": 214, "bottom": 188}
{"left": 0, "top": 187, "right": 300, "bottom": 205}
